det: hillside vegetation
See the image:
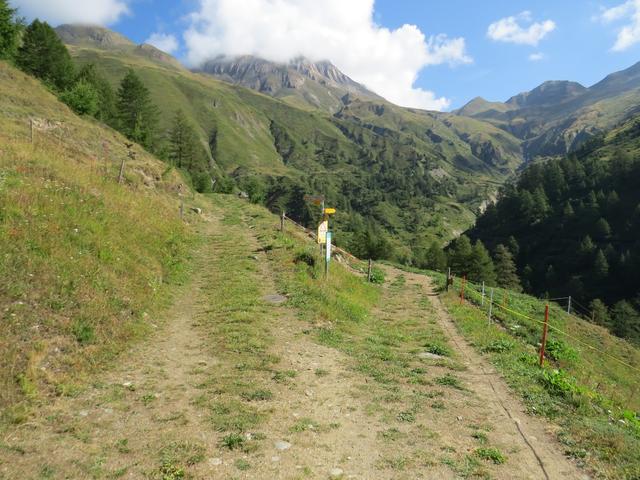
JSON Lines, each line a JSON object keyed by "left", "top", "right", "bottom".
{"left": 469, "top": 114, "right": 640, "bottom": 344}
{"left": 0, "top": 61, "right": 192, "bottom": 415}
{"left": 400, "top": 268, "right": 640, "bottom": 479}
{"left": 56, "top": 25, "right": 524, "bottom": 259}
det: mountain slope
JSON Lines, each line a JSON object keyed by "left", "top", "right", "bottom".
{"left": 458, "top": 62, "right": 640, "bottom": 160}
{"left": 55, "top": 24, "right": 524, "bottom": 257}
{"left": 197, "top": 54, "right": 381, "bottom": 113}
{"left": 0, "top": 60, "right": 192, "bottom": 409}
{"left": 469, "top": 113, "right": 640, "bottom": 343}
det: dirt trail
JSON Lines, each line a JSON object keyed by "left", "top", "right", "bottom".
{"left": 0, "top": 201, "right": 588, "bottom": 480}
{"left": 381, "top": 266, "right": 588, "bottom": 480}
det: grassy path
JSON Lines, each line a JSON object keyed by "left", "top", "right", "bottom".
{"left": 0, "top": 197, "right": 586, "bottom": 479}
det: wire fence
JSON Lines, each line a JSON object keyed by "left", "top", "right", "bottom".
{"left": 452, "top": 275, "right": 640, "bottom": 377}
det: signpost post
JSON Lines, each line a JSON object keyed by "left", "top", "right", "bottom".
{"left": 325, "top": 231, "right": 332, "bottom": 278}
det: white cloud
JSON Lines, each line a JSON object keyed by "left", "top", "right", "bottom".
{"left": 598, "top": 0, "right": 640, "bottom": 51}
{"left": 145, "top": 33, "right": 179, "bottom": 54}
{"left": 183, "top": 0, "right": 472, "bottom": 110}
{"left": 487, "top": 11, "right": 556, "bottom": 46}
{"left": 10, "top": 0, "right": 130, "bottom": 26}
{"left": 529, "top": 52, "right": 545, "bottom": 61}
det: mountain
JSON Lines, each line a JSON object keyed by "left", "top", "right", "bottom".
{"left": 197, "top": 54, "right": 381, "bottom": 113}
{"left": 457, "top": 62, "right": 640, "bottom": 160}
{"left": 468, "top": 113, "right": 640, "bottom": 343}
{"left": 53, "top": 24, "right": 524, "bottom": 260}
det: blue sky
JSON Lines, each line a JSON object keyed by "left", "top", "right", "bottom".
{"left": 12, "top": 0, "right": 640, "bottom": 110}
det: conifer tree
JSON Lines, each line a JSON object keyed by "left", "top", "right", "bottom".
{"left": 611, "top": 301, "right": 640, "bottom": 340}
{"left": 168, "top": 109, "right": 199, "bottom": 170}
{"left": 17, "top": 19, "right": 74, "bottom": 91}
{"left": 494, "top": 244, "right": 521, "bottom": 292}
{"left": 0, "top": 0, "right": 20, "bottom": 60}
{"left": 116, "top": 69, "right": 158, "bottom": 150}
{"left": 424, "top": 241, "right": 447, "bottom": 272}
{"left": 75, "top": 63, "right": 117, "bottom": 125}
{"left": 593, "top": 249, "right": 609, "bottom": 278}
{"left": 468, "top": 240, "right": 496, "bottom": 285}
{"left": 448, "top": 235, "right": 473, "bottom": 276}
{"left": 589, "top": 299, "right": 610, "bottom": 327}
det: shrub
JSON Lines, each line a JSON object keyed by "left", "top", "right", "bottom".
{"left": 61, "top": 80, "right": 99, "bottom": 116}
{"left": 475, "top": 447, "right": 506, "bottom": 464}
{"left": 71, "top": 319, "right": 95, "bottom": 345}
{"left": 545, "top": 339, "right": 578, "bottom": 362}
{"left": 540, "top": 369, "right": 579, "bottom": 397}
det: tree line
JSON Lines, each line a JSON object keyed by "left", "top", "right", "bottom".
{"left": 466, "top": 121, "right": 640, "bottom": 344}
{"left": 0, "top": 1, "right": 215, "bottom": 192}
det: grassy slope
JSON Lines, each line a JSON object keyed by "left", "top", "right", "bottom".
{"left": 0, "top": 62, "right": 193, "bottom": 416}
{"left": 418, "top": 270, "right": 640, "bottom": 479}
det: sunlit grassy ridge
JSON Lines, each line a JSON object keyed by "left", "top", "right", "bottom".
{"left": 0, "top": 62, "right": 192, "bottom": 416}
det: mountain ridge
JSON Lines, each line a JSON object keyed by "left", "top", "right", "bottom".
{"left": 197, "top": 54, "right": 381, "bottom": 113}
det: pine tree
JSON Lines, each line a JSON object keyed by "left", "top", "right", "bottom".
{"left": 75, "top": 63, "right": 117, "bottom": 125}
{"left": 494, "top": 244, "right": 522, "bottom": 292}
{"left": 589, "top": 299, "right": 610, "bottom": 327}
{"left": 611, "top": 301, "right": 640, "bottom": 340}
{"left": 0, "top": 0, "right": 20, "bottom": 60}
{"left": 468, "top": 240, "right": 496, "bottom": 285}
{"left": 424, "top": 241, "right": 447, "bottom": 272}
{"left": 17, "top": 19, "right": 74, "bottom": 91}
{"left": 116, "top": 69, "right": 158, "bottom": 150}
{"left": 593, "top": 249, "right": 609, "bottom": 278}
{"left": 594, "top": 217, "right": 611, "bottom": 239}
{"left": 506, "top": 236, "right": 520, "bottom": 257}
{"left": 168, "top": 109, "right": 198, "bottom": 170}
{"left": 448, "top": 235, "right": 473, "bottom": 276}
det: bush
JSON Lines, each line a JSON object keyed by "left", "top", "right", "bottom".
{"left": 545, "top": 339, "right": 578, "bottom": 362}
{"left": 481, "top": 338, "right": 515, "bottom": 353}
{"left": 369, "top": 266, "right": 385, "bottom": 284}
{"left": 61, "top": 80, "right": 99, "bottom": 116}
{"left": 71, "top": 318, "right": 95, "bottom": 345}
{"left": 540, "top": 369, "right": 579, "bottom": 397}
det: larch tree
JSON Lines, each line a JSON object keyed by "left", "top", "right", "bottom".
{"left": 17, "top": 19, "right": 74, "bottom": 91}
{"left": 116, "top": 68, "right": 158, "bottom": 151}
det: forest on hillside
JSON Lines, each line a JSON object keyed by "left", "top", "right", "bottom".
{"left": 467, "top": 120, "right": 640, "bottom": 343}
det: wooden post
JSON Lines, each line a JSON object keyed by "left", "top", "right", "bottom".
{"left": 280, "top": 211, "right": 285, "bottom": 233}
{"left": 367, "top": 259, "right": 373, "bottom": 283}
{"left": 117, "top": 158, "right": 126, "bottom": 184}
{"left": 30, "top": 119, "right": 34, "bottom": 144}
{"left": 567, "top": 296, "right": 572, "bottom": 315}
{"left": 179, "top": 200, "right": 184, "bottom": 219}
{"left": 539, "top": 304, "right": 550, "bottom": 367}
{"left": 481, "top": 281, "right": 485, "bottom": 306}
{"left": 459, "top": 275, "right": 466, "bottom": 305}
{"left": 488, "top": 289, "right": 494, "bottom": 323}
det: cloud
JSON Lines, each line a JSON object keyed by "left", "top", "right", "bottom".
{"left": 598, "top": 0, "right": 640, "bottom": 51}
{"left": 529, "top": 52, "right": 545, "bottom": 61}
{"left": 145, "top": 33, "right": 179, "bottom": 54}
{"left": 183, "top": 0, "right": 472, "bottom": 110}
{"left": 10, "top": 0, "right": 130, "bottom": 26}
{"left": 487, "top": 11, "right": 556, "bottom": 46}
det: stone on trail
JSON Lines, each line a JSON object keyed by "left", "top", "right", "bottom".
{"left": 208, "top": 458, "right": 223, "bottom": 466}
{"left": 417, "top": 351, "right": 445, "bottom": 360}
{"left": 274, "top": 440, "right": 291, "bottom": 451}
{"left": 329, "top": 467, "right": 344, "bottom": 479}
{"left": 263, "top": 293, "right": 288, "bottom": 305}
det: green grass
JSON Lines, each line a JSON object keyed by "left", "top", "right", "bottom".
{"left": 0, "top": 62, "right": 192, "bottom": 419}
{"left": 441, "top": 286, "right": 640, "bottom": 478}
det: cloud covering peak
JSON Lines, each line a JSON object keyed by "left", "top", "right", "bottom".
{"left": 183, "top": 0, "right": 472, "bottom": 110}
{"left": 10, "top": 0, "right": 129, "bottom": 26}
